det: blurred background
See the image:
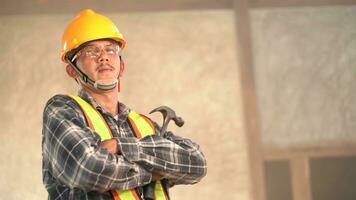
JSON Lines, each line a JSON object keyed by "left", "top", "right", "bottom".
{"left": 0, "top": 0, "right": 355, "bottom": 200}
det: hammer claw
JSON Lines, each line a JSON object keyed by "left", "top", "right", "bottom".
{"left": 149, "top": 105, "right": 184, "bottom": 136}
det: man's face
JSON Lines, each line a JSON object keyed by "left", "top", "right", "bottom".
{"left": 75, "top": 40, "right": 122, "bottom": 83}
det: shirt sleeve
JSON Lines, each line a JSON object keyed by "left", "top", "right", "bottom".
{"left": 42, "top": 95, "right": 152, "bottom": 193}
{"left": 117, "top": 121, "right": 207, "bottom": 186}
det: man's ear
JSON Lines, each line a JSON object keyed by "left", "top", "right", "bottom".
{"left": 119, "top": 57, "right": 125, "bottom": 77}
{"left": 66, "top": 65, "right": 79, "bottom": 78}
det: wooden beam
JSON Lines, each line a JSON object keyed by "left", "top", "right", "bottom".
{"left": 250, "top": 0, "right": 356, "bottom": 8}
{"left": 0, "top": 0, "right": 232, "bottom": 15}
{"left": 233, "top": 0, "right": 265, "bottom": 200}
{"left": 263, "top": 145, "right": 356, "bottom": 160}
{"left": 290, "top": 156, "right": 312, "bottom": 200}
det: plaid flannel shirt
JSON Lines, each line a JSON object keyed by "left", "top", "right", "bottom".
{"left": 42, "top": 90, "right": 207, "bottom": 200}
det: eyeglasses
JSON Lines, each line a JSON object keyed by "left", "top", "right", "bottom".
{"left": 74, "top": 44, "right": 121, "bottom": 60}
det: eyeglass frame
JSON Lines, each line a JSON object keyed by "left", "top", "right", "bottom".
{"left": 71, "top": 41, "right": 121, "bottom": 62}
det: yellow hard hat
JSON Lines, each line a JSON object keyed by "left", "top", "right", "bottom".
{"left": 61, "top": 9, "right": 126, "bottom": 62}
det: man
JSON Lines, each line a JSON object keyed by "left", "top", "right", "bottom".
{"left": 42, "top": 9, "right": 207, "bottom": 200}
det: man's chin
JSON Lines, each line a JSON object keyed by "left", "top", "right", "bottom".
{"left": 95, "top": 79, "right": 118, "bottom": 85}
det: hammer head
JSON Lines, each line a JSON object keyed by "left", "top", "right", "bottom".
{"left": 149, "top": 106, "right": 184, "bottom": 127}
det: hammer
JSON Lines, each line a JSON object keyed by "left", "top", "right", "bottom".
{"left": 149, "top": 106, "right": 184, "bottom": 137}
{"left": 143, "top": 106, "right": 184, "bottom": 200}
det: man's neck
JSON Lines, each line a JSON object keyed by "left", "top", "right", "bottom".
{"left": 83, "top": 86, "right": 119, "bottom": 116}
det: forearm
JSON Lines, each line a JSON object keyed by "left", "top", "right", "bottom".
{"left": 159, "top": 132, "right": 207, "bottom": 185}
{"left": 43, "top": 96, "right": 152, "bottom": 192}
{"left": 45, "top": 125, "right": 152, "bottom": 192}
{"left": 117, "top": 133, "right": 207, "bottom": 185}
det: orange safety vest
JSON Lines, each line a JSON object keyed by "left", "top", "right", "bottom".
{"left": 69, "top": 95, "right": 169, "bottom": 200}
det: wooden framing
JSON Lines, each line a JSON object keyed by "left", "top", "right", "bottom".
{"left": 290, "top": 156, "right": 312, "bottom": 200}
{"left": 233, "top": 0, "right": 265, "bottom": 200}
{"left": 264, "top": 145, "right": 356, "bottom": 161}
{"left": 263, "top": 145, "right": 356, "bottom": 200}
{"left": 231, "top": 1, "right": 356, "bottom": 200}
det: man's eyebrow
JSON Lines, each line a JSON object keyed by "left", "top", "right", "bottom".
{"left": 84, "top": 42, "right": 116, "bottom": 48}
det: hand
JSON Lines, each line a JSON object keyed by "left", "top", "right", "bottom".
{"left": 100, "top": 138, "right": 121, "bottom": 155}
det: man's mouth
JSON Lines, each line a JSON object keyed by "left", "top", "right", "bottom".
{"left": 98, "top": 68, "right": 112, "bottom": 73}
{"left": 97, "top": 64, "right": 114, "bottom": 73}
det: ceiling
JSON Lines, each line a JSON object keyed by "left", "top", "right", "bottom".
{"left": 1, "top": 0, "right": 355, "bottom": 15}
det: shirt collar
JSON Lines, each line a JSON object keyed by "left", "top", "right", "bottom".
{"left": 78, "top": 89, "right": 131, "bottom": 121}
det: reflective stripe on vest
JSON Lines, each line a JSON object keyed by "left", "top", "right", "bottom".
{"left": 127, "top": 111, "right": 155, "bottom": 139}
{"left": 154, "top": 181, "right": 169, "bottom": 200}
{"left": 69, "top": 95, "right": 112, "bottom": 140}
{"left": 69, "top": 95, "right": 169, "bottom": 200}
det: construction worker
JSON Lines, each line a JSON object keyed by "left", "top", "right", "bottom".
{"left": 41, "top": 9, "right": 207, "bottom": 200}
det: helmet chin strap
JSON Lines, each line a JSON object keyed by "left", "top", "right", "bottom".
{"left": 66, "top": 57, "right": 118, "bottom": 91}
{"left": 94, "top": 79, "right": 118, "bottom": 91}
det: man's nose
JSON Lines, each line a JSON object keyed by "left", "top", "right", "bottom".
{"left": 98, "top": 51, "right": 109, "bottom": 62}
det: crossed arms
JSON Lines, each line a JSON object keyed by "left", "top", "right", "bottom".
{"left": 42, "top": 95, "right": 207, "bottom": 193}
